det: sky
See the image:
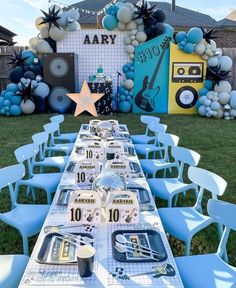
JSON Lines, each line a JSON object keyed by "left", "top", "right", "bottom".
{"left": 0, "top": 0, "right": 235, "bottom": 45}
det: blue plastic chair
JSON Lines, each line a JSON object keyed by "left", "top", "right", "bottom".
{"left": 43, "top": 122, "right": 74, "bottom": 156}
{"left": 0, "top": 164, "right": 49, "bottom": 255}
{"left": 50, "top": 115, "right": 78, "bottom": 143}
{"left": 130, "top": 115, "right": 160, "bottom": 144}
{"left": 0, "top": 254, "right": 29, "bottom": 287}
{"left": 175, "top": 199, "right": 236, "bottom": 288}
{"left": 148, "top": 146, "right": 201, "bottom": 207}
{"left": 140, "top": 132, "right": 179, "bottom": 177}
{"left": 14, "top": 143, "right": 62, "bottom": 204}
{"left": 159, "top": 166, "right": 227, "bottom": 256}
{"left": 32, "top": 132, "right": 69, "bottom": 172}
{"left": 134, "top": 123, "right": 168, "bottom": 159}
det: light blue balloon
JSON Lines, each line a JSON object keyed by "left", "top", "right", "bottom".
{"left": 33, "top": 82, "right": 50, "bottom": 99}
{"left": 119, "top": 100, "right": 131, "bottom": 113}
{"left": 119, "top": 85, "right": 126, "bottom": 94}
{"left": 115, "top": 1, "right": 125, "bottom": 9}
{"left": 22, "top": 50, "right": 36, "bottom": 65}
{"left": 164, "top": 23, "right": 174, "bottom": 36}
{"left": 230, "top": 90, "right": 236, "bottom": 109}
{"left": 11, "top": 95, "right": 21, "bottom": 105}
{"left": 175, "top": 31, "right": 187, "bottom": 43}
{"left": 68, "top": 8, "right": 80, "bottom": 21}
{"left": 198, "top": 95, "right": 207, "bottom": 105}
{"left": 6, "top": 83, "right": 18, "bottom": 93}
{"left": 210, "top": 101, "right": 221, "bottom": 111}
{"left": 198, "top": 88, "right": 209, "bottom": 96}
{"left": 57, "top": 12, "right": 68, "bottom": 28}
{"left": 0, "top": 108, "right": 5, "bottom": 115}
{"left": 102, "top": 15, "right": 118, "bottom": 30}
{"left": 10, "top": 105, "right": 21, "bottom": 116}
{"left": 120, "top": 94, "right": 126, "bottom": 101}
{"left": 187, "top": 27, "right": 203, "bottom": 44}
{"left": 183, "top": 42, "right": 194, "bottom": 54}
{"left": 219, "top": 56, "right": 233, "bottom": 72}
{"left": 198, "top": 105, "right": 206, "bottom": 116}
{"left": 3, "top": 99, "right": 11, "bottom": 106}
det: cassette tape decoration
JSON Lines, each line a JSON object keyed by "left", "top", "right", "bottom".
{"left": 105, "top": 141, "right": 124, "bottom": 160}
{"left": 68, "top": 190, "right": 102, "bottom": 224}
{"left": 168, "top": 43, "right": 206, "bottom": 114}
{"left": 105, "top": 191, "right": 139, "bottom": 224}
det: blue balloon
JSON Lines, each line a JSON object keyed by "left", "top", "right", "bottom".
{"left": 119, "top": 101, "right": 131, "bottom": 113}
{"left": 4, "top": 99, "right": 11, "bottom": 106}
{"left": 0, "top": 97, "right": 4, "bottom": 109}
{"left": 22, "top": 50, "right": 36, "bottom": 65}
{"left": 198, "top": 88, "right": 209, "bottom": 96}
{"left": 0, "top": 108, "right": 5, "bottom": 115}
{"left": 115, "top": 1, "right": 125, "bottom": 8}
{"left": 183, "top": 42, "right": 194, "bottom": 54}
{"left": 175, "top": 31, "right": 187, "bottom": 43}
{"left": 4, "top": 92, "right": 14, "bottom": 100}
{"left": 122, "top": 65, "right": 129, "bottom": 73}
{"left": 204, "top": 80, "right": 213, "bottom": 90}
{"left": 57, "top": 12, "right": 68, "bottom": 28}
{"left": 24, "top": 71, "right": 36, "bottom": 80}
{"left": 102, "top": 15, "right": 118, "bottom": 30}
{"left": 6, "top": 83, "right": 18, "bottom": 93}
{"left": 106, "top": 5, "right": 119, "bottom": 16}
{"left": 120, "top": 94, "right": 126, "bottom": 101}
{"left": 119, "top": 85, "right": 126, "bottom": 94}
{"left": 33, "top": 82, "right": 50, "bottom": 99}
{"left": 126, "top": 71, "right": 134, "bottom": 80}
{"left": 4, "top": 106, "right": 10, "bottom": 112}
{"left": 1, "top": 90, "right": 7, "bottom": 97}
{"left": 163, "top": 23, "right": 174, "bottom": 36}
{"left": 10, "top": 105, "right": 21, "bottom": 116}
{"left": 187, "top": 27, "right": 203, "bottom": 44}
{"left": 11, "top": 95, "right": 21, "bottom": 105}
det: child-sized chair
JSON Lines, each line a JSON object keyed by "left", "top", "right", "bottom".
{"left": 175, "top": 199, "right": 236, "bottom": 288}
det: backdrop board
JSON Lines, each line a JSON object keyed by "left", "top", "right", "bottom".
{"left": 168, "top": 43, "right": 207, "bottom": 114}
{"left": 57, "top": 29, "right": 130, "bottom": 92}
{"left": 133, "top": 32, "right": 172, "bottom": 114}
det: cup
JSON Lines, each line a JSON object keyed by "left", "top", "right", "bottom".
{"left": 77, "top": 245, "right": 96, "bottom": 277}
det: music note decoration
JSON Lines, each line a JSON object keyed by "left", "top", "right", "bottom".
{"left": 88, "top": 82, "right": 113, "bottom": 115}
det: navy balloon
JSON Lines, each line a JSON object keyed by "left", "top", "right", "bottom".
{"left": 9, "top": 66, "right": 24, "bottom": 83}
{"left": 24, "top": 71, "right": 36, "bottom": 80}
{"left": 152, "top": 9, "right": 166, "bottom": 22}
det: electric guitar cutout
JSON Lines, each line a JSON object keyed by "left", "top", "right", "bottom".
{"left": 135, "top": 36, "right": 171, "bottom": 112}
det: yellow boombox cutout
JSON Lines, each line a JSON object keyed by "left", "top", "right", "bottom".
{"left": 168, "top": 43, "right": 207, "bottom": 114}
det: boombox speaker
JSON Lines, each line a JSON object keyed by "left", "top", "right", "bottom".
{"left": 43, "top": 53, "right": 77, "bottom": 113}
{"left": 168, "top": 43, "right": 206, "bottom": 114}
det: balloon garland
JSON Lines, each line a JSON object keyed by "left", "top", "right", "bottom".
{"left": 0, "top": 0, "right": 235, "bottom": 119}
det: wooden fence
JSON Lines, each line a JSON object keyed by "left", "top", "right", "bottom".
{"left": 0, "top": 46, "right": 236, "bottom": 91}
{"left": 0, "top": 46, "right": 28, "bottom": 90}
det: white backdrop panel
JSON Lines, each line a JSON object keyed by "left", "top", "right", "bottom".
{"left": 57, "top": 29, "right": 129, "bottom": 92}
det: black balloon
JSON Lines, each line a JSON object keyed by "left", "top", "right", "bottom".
{"left": 24, "top": 71, "right": 36, "bottom": 80}
{"left": 155, "top": 22, "right": 165, "bottom": 35}
{"left": 152, "top": 9, "right": 166, "bottom": 22}
{"left": 9, "top": 66, "right": 24, "bottom": 83}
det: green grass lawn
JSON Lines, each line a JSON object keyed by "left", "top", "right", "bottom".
{"left": 0, "top": 113, "right": 236, "bottom": 265}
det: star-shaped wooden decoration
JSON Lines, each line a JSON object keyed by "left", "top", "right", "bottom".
{"left": 67, "top": 80, "right": 104, "bottom": 117}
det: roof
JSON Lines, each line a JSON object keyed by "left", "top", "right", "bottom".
{"left": 0, "top": 25, "right": 17, "bottom": 37}
{"left": 71, "top": 0, "right": 216, "bottom": 27}
{"left": 216, "top": 18, "right": 236, "bottom": 27}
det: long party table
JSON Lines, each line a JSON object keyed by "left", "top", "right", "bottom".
{"left": 19, "top": 121, "right": 184, "bottom": 288}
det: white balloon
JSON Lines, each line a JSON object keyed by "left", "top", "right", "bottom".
{"left": 135, "top": 18, "right": 143, "bottom": 25}
{"left": 130, "top": 53, "right": 135, "bottom": 60}
{"left": 49, "top": 25, "right": 65, "bottom": 41}
{"left": 20, "top": 99, "right": 35, "bottom": 115}
{"left": 136, "top": 31, "right": 147, "bottom": 43}
{"left": 132, "top": 40, "right": 139, "bottom": 47}
{"left": 29, "top": 37, "right": 39, "bottom": 49}
{"left": 124, "top": 36, "right": 131, "bottom": 45}
{"left": 126, "top": 21, "right": 137, "bottom": 31}
{"left": 35, "top": 17, "right": 48, "bottom": 30}
{"left": 214, "top": 81, "right": 232, "bottom": 94}
{"left": 40, "top": 27, "right": 49, "bottom": 39}
{"left": 138, "top": 24, "right": 145, "bottom": 32}
{"left": 125, "top": 45, "right": 135, "bottom": 54}
{"left": 131, "top": 29, "right": 138, "bottom": 35}
{"left": 49, "top": 4, "right": 63, "bottom": 15}
{"left": 218, "top": 92, "right": 230, "bottom": 105}
{"left": 130, "top": 35, "right": 136, "bottom": 41}
{"left": 210, "top": 40, "right": 217, "bottom": 52}
{"left": 118, "top": 22, "right": 126, "bottom": 31}
{"left": 194, "top": 42, "right": 205, "bottom": 55}
{"left": 124, "top": 79, "right": 134, "bottom": 90}
{"left": 117, "top": 7, "right": 133, "bottom": 24}
{"left": 36, "top": 40, "right": 52, "bottom": 54}
{"left": 201, "top": 54, "right": 209, "bottom": 60}
{"left": 123, "top": 2, "right": 134, "bottom": 11}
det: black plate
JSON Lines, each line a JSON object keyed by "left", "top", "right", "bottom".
{"left": 127, "top": 187, "right": 151, "bottom": 204}
{"left": 112, "top": 230, "right": 167, "bottom": 263}
{"left": 36, "top": 232, "right": 93, "bottom": 265}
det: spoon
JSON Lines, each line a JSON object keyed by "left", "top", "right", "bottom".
{"left": 114, "top": 243, "right": 160, "bottom": 262}
{"left": 116, "top": 234, "right": 161, "bottom": 257}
